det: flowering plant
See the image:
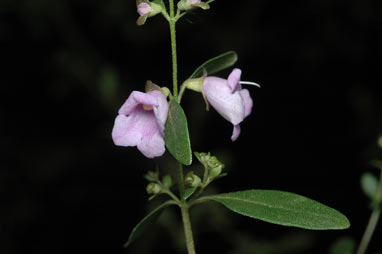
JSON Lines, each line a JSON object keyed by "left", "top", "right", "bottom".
{"left": 112, "top": 1, "right": 351, "bottom": 253}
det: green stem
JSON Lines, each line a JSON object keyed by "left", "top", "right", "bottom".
{"left": 178, "top": 163, "right": 197, "bottom": 254}
{"left": 178, "top": 82, "right": 187, "bottom": 103}
{"left": 356, "top": 170, "right": 382, "bottom": 254}
{"left": 169, "top": 0, "right": 178, "bottom": 99}
{"left": 167, "top": 1, "right": 195, "bottom": 253}
{"left": 180, "top": 204, "right": 196, "bottom": 254}
{"left": 189, "top": 166, "right": 211, "bottom": 203}
{"left": 164, "top": 189, "right": 181, "bottom": 204}
{"left": 178, "top": 162, "right": 185, "bottom": 199}
{"left": 189, "top": 196, "right": 210, "bottom": 207}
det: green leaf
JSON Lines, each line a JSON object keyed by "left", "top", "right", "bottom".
{"left": 189, "top": 51, "right": 238, "bottom": 79}
{"left": 183, "top": 188, "right": 197, "bottom": 200}
{"left": 164, "top": 99, "right": 192, "bottom": 165}
{"left": 124, "top": 201, "right": 173, "bottom": 248}
{"left": 204, "top": 190, "right": 350, "bottom": 230}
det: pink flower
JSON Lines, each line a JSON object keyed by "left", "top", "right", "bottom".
{"left": 112, "top": 90, "right": 168, "bottom": 158}
{"left": 202, "top": 68, "right": 253, "bottom": 141}
{"left": 136, "top": 1, "right": 162, "bottom": 26}
{"left": 137, "top": 2, "right": 151, "bottom": 16}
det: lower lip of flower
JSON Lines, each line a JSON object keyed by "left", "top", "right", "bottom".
{"left": 143, "top": 105, "right": 153, "bottom": 111}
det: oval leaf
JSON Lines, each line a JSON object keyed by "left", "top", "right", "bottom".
{"left": 204, "top": 190, "right": 350, "bottom": 230}
{"left": 124, "top": 201, "right": 173, "bottom": 248}
{"left": 164, "top": 99, "right": 192, "bottom": 165}
{"left": 189, "top": 51, "right": 238, "bottom": 79}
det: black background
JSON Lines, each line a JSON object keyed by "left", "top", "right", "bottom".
{"left": 1, "top": 0, "right": 381, "bottom": 253}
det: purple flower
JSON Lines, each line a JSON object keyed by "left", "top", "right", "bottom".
{"left": 112, "top": 90, "right": 168, "bottom": 158}
{"left": 202, "top": 68, "right": 253, "bottom": 141}
{"left": 136, "top": 0, "right": 162, "bottom": 26}
{"left": 137, "top": 2, "right": 151, "bottom": 16}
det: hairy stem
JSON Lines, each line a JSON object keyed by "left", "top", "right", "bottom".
{"left": 356, "top": 170, "right": 382, "bottom": 254}
{"left": 178, "top": 162, "right": 185, "bottom": 199}
{"left": 168, "top": 1, "right": 196, "bottom": 253}
{"left": 169, "top": 0, "right": 178, "bottom": 99}
{"left": 180, "top": 204, "right": 196, "bottom": 254}
{"left": 178, "top": 162, "right": 197, "bottom": 254}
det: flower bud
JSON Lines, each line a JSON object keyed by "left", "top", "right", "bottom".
{"left": 137, "top": 2, "right": 151, "bottom": 16}
{"left": 144, "top": 170, "right": 158, "bottom": 182}
{"left": 136, "top": 0, "right": 163, "bottom": 26}
{"left": 207, "top": 156, "right": 224, "bottom": 178}
{"left": 206, "top": 155, "right": 220, "bottom": 169}
{"left": 195, "top": 152, "right": 210, "bottom": 165}
{"left": 146, "top": 183, "right": 162, "bottom": 194}
{"left": 178, "top": 0, "right": 210, "bottom": 11}
{"left": 209, "top": 165, "right": 223, "bottom": 179}
{"left": 195, "top": 152, "right": 224, "bottom": 179}
{"left": 185, "top": 172, "right": 202, "bottom": 188}
{"left": 162, "top": 175, "right": 173, "bottom": 188}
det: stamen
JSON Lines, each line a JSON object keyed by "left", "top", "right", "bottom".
{"left": 240, "top": 81, "right": 261, "bottom": 88}
{"left": 143, "top": 105, "right": 153, "bottom": 111}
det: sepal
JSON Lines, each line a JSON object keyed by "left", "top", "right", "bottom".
{"left": 177, "top": 0, "right": 210, "bottom": 11}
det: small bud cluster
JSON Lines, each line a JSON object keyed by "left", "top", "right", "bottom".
{"left": 146, "top": 182, "right": 162, "bottom": 194}
{"left": 182, "top": 152, "right": 224, "bottom": 192}
{"left": 144, "top": 170, "right": 173, "bottom": 198}
{"left": 185, "top": 171, "right": 202, "bottom": 188}
{"left": 136, "top": 0, "right": 211, "bottom": 26}
{"left": 195, "top": 152, "right": 225, "bottom": 185}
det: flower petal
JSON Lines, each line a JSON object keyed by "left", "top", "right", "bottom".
{"left": 239, "top": 88, "right": 253, "bottom": 118}
{"left": 227, "top": 68, "right": 242, "bottom": 92}
{"left": 137, "top": 116, "right": 166, "bottom": 158}
{"left": 118, "top": 91, "right": 160, "bottom": 116}
{"left": 117, "top": 92, "right": 140, "bottom": 116}
{"left": 113, "top": 107, "right": 158, "bottom": 147}
{"left": 112, "top": 114, "right": 142, "bottom": 147}
{"left": 137, "top": 2, "right": 151, "bottom": 16}
{"left": 203, "top": 77, "right": 244, "bottom": 125}
{"left": 112, "top": 90, "right": 168, "bottom": 158}
{"left": 150, "top": 90, "right": 168, "bottom": 134}
{"left": 133, "top": 91, "right": 158, "bottom": 107}
{"left": 231, "top": 124, "right": 241, "bottom": 141}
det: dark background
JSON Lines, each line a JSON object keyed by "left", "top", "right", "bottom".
{"left": 1, "top": 0, "right": 381, "bottom": 253}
